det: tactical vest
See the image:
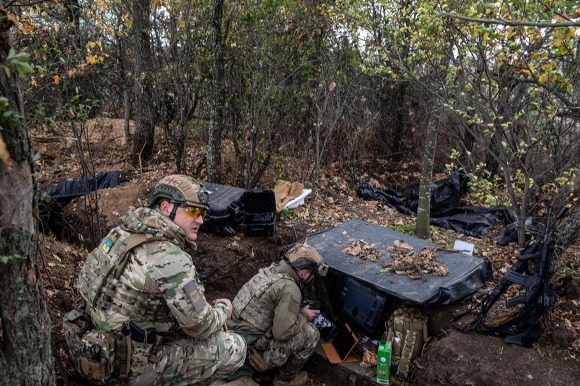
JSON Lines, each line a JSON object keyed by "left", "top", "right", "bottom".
{"left": 233, "top": 265, "right": 289, "bottom": 331}
{"left": 383, "top": 306, "right": 429, "bottom": 385}
{"left": 77, "top": 226, "right": 170, "bottom": 330}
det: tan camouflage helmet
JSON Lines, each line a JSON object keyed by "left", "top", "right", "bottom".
{"left": 148, "top": 175, "right": 210, "bottom": 210}
{"left": 285, "top": 240, "right": 328, "bottom": 276}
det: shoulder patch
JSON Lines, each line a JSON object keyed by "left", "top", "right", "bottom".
{"left": 288, "top": 295, "right": 301, "bottom": 314}
{"left": 101, "top": 230, "right": 120, "bottom": 254}
{"left": 183, "top": 279, "right": 208, "bottom": 312}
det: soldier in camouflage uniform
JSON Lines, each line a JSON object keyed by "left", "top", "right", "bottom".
{"left": 227, "top": 242, "right": 329, "bottom": 386}
{"left": 75, "top": 175, "right": 246, "bottom": 385}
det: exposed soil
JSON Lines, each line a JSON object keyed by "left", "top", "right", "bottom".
{"left": 33, "top": 119, "right": 580, "bottom": 385}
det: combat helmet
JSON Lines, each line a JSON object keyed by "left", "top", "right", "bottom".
{"left": 148, "top": 175, "right": 209, "bottom": 219}
{"left": 284, "top": 240, "right": 328, "bottom": 276}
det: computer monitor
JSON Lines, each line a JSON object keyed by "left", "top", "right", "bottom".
{"left": 338, "top": 276, "right": 388, "bottom": 334}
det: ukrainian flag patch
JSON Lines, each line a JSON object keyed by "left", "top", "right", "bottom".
{"left": 102, "top": 238, "right": 114, "bottom": 253}
{"left": 101, "top": 230, "right": 120, "bottom": 254}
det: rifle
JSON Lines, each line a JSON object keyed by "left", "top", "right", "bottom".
{"left": 452, "top": 205, "right": 567, "bottom": 347}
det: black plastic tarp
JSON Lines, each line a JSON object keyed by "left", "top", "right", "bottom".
{"left": 38, "top": 171, "right": 127, "bottom": 238}
{"left": 430, "top": 207, "right": 515, "bottom": 239}
{"left": 356, "top": 171, "right": 516, "bottom": 240}
{"left": 306, "top": 219, "right": 493, "bottom": 305}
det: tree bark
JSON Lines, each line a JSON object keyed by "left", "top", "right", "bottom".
{"left": 130, "top": 0, "right": 155, "bottom": 167}
{"left": 207, "top": 0, "right": 225, "bottom": 183}
{"left": 123, "top": 87, "right": 132, "bottom": 144}
{"left": 554, "top": 204, "right": 580, "bottom": 251}
{"left": 415, "top": 102, "right": 441, "bottom": 239}
{"left": 0, "top": 7, "right": 55, "bottom": 384}
{"left": 391, "top": 82, "right": 407, "bottom": 154}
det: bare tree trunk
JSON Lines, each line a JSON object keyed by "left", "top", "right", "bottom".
{"left": 130, "top": 0, "right": 155, "bottom": 167}
{"left": 415, "top": 102, "right": 442, "bottom": 239}
{"left": 123, "top": 87, "right": 132, "bottom": 144}
{"left": 64, "top": 0, "right": 81, "bottom": 49}
{"left": 391, "top": 82, "right": 407, "bottom": 154}
{"left": 0, "top": 7, "right": 55, "bottom": 384}
{"left": 207, "top": 0, "right": 225, "bottom": 183}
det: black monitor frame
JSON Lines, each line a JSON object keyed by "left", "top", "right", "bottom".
{"left": 337, "top": 276, "right": 388, "bottom": 335}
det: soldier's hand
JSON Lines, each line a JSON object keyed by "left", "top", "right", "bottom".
{"left": 214, "top": 298, "right": 233, "bottom": 318}
{"left": 303, "top": 305, "right": 320, "bottom": 322}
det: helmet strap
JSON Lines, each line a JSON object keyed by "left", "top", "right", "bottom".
{"left": 169, "top": 203, "right": 178, "bottom": 221}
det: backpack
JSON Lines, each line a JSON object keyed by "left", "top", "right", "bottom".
{"left": 382, "top": 306, "right": 430, "bottom": 385}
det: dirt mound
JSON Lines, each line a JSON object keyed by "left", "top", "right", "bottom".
{"left": 414, "top": 330, "right": 580, "bottom": 386}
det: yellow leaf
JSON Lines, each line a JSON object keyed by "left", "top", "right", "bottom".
{"left": 538, "top": 74, "right": 548, "bottom": 83}
{"left": 53, "top": 74, "right": 61, "bottom": 84}
{"left": 0, "top": 132, "right": 13, "bottom": 167}
{"left": 87, "top": 54, "right": 98, "bottom": 64}
{"left": 67, "top": 69, "right": 74, "bottom": 77}
{"left": 30, "top": 76, "right": 37, "bottom": 86}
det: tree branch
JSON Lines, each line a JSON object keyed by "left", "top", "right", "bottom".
{"left": 5, "top": 0, "right": 52, "bottom": 8}
{"left": 440, "top": 12, "right": 580, "bottom": 28}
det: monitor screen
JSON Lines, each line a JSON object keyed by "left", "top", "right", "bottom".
{"left": 338, "top": 276, "right": 388, "bottom": 334}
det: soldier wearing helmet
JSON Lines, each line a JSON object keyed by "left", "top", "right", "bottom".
{"left": 73, "top": 175, "right": 246, "bottom": 385}
{"left": 147, "top": 174, "right": 210, "bottom": 241}
{"left": 227, "top": 240, "right": 329, "bottom": 386}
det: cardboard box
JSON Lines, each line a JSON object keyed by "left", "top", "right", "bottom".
{"left": 376, "top": 340, "right": 391, "bottom": 384}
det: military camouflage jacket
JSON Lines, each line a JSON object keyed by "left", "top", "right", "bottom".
{"left": 77, "top": 207, "right": 228, "bottom": 338}
{"left": 228, "top": 260, "right": 308, "bottom": 342}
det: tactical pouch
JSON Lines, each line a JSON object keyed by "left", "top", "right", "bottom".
{"left": 79, "top": 329, "right": 117, "bottom": 383}
{"left": 248, "top": 347, "right": 269, "bottom": 373}
{"left": 63, "top": 309, "right": 91, "bottom": 375}
{"left": 130, "top": 340, "right": 155, "bottom": 376}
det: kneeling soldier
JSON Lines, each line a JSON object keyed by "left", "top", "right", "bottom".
{"left": 228, "top": 241, "right": 328, "bottom": 386}
{"left": 68, "top": 175, "right": 246, "bottom": 385}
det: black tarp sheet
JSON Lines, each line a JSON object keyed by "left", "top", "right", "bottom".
{"left": 356, "top": 171, "right": 516, "bottom": 240}
{"left": 305, "top": 219, "right": 493, "bottom": 305}
{"left": 41, "top": 171, "right": 126, "bottom": 203}
{"left": 38, "top": 171, "right": 126, "bottom": 237}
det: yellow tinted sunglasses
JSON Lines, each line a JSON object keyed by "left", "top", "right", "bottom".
{"left": 182, "top": 206, "right": 208, "bottom": 219}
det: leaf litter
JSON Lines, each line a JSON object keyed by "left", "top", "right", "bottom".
{"left": 342, "top": 238, "right": 449, "bottom": 280}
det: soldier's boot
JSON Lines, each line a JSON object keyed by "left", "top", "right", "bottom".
{"left": 272, "top": 356, "right": 309, "bottom": 386}
{"left": 271, "top": 371, "right": 308, "bottom": 386}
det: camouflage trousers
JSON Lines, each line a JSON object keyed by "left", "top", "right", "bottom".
{"left": 260, "top": 323, "right": 319, "bottom": 372}
{"left": 129, "top": 330, "right": 246, "bottom": 386}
